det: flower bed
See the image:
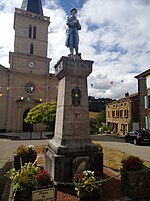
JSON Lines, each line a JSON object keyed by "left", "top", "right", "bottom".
{"left": 73, "top": 170, "right": 102, "bottom": 198}
{"left": 14, "top": 145, "right": 37, "bottom": 170}
{"left": 121, "top": 155, "right": 150, "bottom": 199}
{"left": 6, "top": 162, "right": 57, "bottom": 201}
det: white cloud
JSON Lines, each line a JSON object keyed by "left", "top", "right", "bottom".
{"left": 0, "top": 0, "right": 150, "bottom": 99}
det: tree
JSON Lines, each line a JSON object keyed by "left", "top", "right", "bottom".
{"left": 89, "top": 117, "right": 98, "bottom": 134}
{"left": 96, "top": 110, "right": 106, "bottom": 128}
{"left": 24, "top": 101, "right": 56, "bottom": 132}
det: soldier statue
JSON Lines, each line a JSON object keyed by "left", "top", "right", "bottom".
{"left": 65, "top": 8, "right": 81, "bottom": 56}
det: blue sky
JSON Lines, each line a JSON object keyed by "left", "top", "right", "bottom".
{"left": 0, "top": 0, "right": 150, "bottom": 99}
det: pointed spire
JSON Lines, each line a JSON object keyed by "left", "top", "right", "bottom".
{"left": 21, "top": 0, "right": 43, "bottom": 15}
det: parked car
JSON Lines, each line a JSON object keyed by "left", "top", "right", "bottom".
{"left": 125, "top": 130, "right": 150, "bottom": 145}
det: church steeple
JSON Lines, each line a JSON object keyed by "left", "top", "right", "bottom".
{"left": 21, "top": 0, "right": 43, "bottom": 15}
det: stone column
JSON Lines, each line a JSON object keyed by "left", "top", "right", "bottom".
{"left": 45, "top": 56, "right": 103, "bottom": 182}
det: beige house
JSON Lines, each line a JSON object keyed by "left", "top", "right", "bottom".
{"left": 0, "top": 0, "right": 58, "bottom": 132}
{"left": 135, "top": 69, "right": 150, "bottom": 131}
{"left": 106, "top": 92, "right": 139, "bottom": 135}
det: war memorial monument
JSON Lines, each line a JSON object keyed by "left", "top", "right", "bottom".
{"left": 45, "top": 8, "right": 103, "bottom": 182}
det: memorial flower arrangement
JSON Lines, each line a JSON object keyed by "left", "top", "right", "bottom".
{"left": 35, "top": 169, "right": 51, "bottom": 187}
{"left": 6, "top": 162, "right": 52, "bottom": 191}
{"left": 16, "top": 144, "right": 36, "bottom": 156}
{"left": 73, "top": 170, "right": 102, "bottom": 198}
{"left": 121, "top": 155, "right": 144, "bottom": 171}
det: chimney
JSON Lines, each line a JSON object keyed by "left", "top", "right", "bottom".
{"left": 125, "top": 92, "right": 129, "bottom": 97}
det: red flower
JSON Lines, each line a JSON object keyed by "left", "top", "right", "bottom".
{"left": 121, "top": 156, "right": 143, "bottom": 171}
{"left": 36, "top": 169, "right": 51, "bottom": 186}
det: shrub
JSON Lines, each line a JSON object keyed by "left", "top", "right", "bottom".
{"left": 121, "top": 155, "right": 144, "bottom": 171}
{"left": 6, "top": 163, "right": 52, "bottom": 191}
{"left": 93, "top": 142, "right": 103, "bottom": 152}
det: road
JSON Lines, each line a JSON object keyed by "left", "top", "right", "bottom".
{"left": 0, "top": 138, "right": 49, "bottom": 169}
{"left": 91, "top": 134, "right": 150, "bottom": 162}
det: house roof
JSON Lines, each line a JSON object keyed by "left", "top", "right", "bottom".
{"left": 21, "top": 0, "right": 43, "bottom": 15}
{"left": 135, "top": 68, "right": 150, "bottom": 79}
{"left": 106, "top": 92, "right": 138, "bottom": 105}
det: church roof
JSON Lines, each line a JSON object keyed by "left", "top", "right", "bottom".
{"left": 0, "top": 65, "right": 10, "bottom": 72}
{"left": 21, "top": 0, "right": 43, "bottom": 15}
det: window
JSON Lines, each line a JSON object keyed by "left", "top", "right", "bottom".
{"left": 124, "top": 109, "right": 128, "bottom": 118}
{"left": 33, "top": 26, "right": 36, "bottom": 39}
{"left": 146, "top": 75, "right": 150, "bottom": 88}
{"left": 144, "top": 96, "right": 150, "bottom": 108}
{"left": 112, "top": 111, "right": 115, "bottom": 117}
{"left": 108, "top": 111, "right": 110, "bottom": 118}
{"left": 120, "top": 110, "right": 123, "bottom": 117}
{"left": 28, "top": 25, "right": 32, "bottom": 38}
{"left": 30, "top": 43, "right": 34, "bottom": 54}
{"left": 116, "top": 110, "right": 119, "bottom": 117}
{"left": 24, "top": 83, "right": 35, "bottom": 94}
{"left": 145, "top": 116, "right": 150, "bottom": 129}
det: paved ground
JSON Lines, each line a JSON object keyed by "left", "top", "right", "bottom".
{"left": 91, "top": 134, "right": 150, "bottom": 161}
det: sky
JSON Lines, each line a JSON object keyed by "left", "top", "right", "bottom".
{"left": 0, "top": 0, "right": 150, "bottom": 99}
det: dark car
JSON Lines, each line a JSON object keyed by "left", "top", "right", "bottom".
{"left": 125, "top": 130, "right": 150, "bottom": 145}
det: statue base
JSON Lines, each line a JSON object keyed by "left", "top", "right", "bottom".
{"left": 44, "top": 146, "right": 103, "bottom": 182}
{"left": 44, "top": 56, "right": 103, "bottom": 182}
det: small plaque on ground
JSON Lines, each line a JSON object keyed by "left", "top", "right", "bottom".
{"left": 32, "top": 187, "right": 55, "bottom": 201}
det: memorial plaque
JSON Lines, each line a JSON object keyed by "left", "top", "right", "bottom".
{"left": 32, "top": 188, "right": 55, "bottom": 201}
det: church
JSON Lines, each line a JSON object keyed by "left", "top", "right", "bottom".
{"left": 0, "top": 0, "right": 58, "bottom": 132}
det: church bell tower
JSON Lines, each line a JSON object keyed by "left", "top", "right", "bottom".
{"left": 9, "top": 0, "right": 51, "bottom": 75}
{"left": 5, "top": 0, "right": 58, "bottom": 132}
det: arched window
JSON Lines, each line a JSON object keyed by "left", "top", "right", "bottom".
{"left": 30, "top": 43, "right": 34, "bottom": 54}
{"left": 28, "top": 25, "right": 32, "bottom": 38}
{"left": 33, "top": 26, "right": 36, "bottom": 39}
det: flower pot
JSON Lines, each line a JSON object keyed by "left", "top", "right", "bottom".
{"left": 76, "top": 186, "right": 102, "bottom": 198}
{"left": 121, "top": 168, "right": 150, "bottom": 199}
{"left": 14, "top": 189, "right": 32, "bottom": 201}
{"left": 13, "top": 182, "right": 57, "bottom": 201}
{"left": 14, "top": 152, "right": 37, "bottom": 170}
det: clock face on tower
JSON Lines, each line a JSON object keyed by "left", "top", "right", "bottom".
{"left": 27, "top": 61, "right": 35, "bottom": 68}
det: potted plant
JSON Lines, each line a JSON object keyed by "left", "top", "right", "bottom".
{"left": 6, "top": 162, "right": 57, "bottom": 201}
{"left": 14, "top": 145, "right": 37, "bottom": 170}
{"left": 73, "top": 170, "right": 102, "bottom": 198}
{"left": 121, "top": 155, "right": 150, "bottom": 199}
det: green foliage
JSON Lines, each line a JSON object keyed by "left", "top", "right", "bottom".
{"left": 24, "top": 101, "right": 56, "bottom": 131}
{"left": 99, "top": 126, "right": 108, "bottom": 133}
{"left": 89, "top": 96, "right": 114, "bottom": 112}
{"left": 6, "top": 163, "right": 40, "bottom": 191}
{"left": 96, "top": 110, "right": 106, "bottom": 128}
{"left": 16, "top": 145, "right": 36, "bottom": 156}
{"left": 90, "top": 118, "right": 98, "bottom": 134}
{"left": 93, "top": 142, "right": 103, "bottom": 152}
{"left": 89, "top": 110, "right": 106, "bottom": 134}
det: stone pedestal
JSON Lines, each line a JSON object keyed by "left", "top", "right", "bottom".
{"left": 45, "top": 56, "right": 103, "bottom": 182}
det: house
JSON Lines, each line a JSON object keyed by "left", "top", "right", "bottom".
{"left": 135, "top": 69, "right": 150, "bottom": 131}
{"left": 106, "top": 92, "right": 139, "bottom": 135}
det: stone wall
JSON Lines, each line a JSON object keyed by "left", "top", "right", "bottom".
{"left": 121, "top": 168, "right": 150, "bottom": 199}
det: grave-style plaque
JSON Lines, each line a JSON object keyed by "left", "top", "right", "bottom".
{"left": 32, "top": 188, "right": 55, "bottom": 201}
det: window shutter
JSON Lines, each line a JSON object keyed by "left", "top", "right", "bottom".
{"left": 145, "top": 116, "right": 149, "bottom": 129}
{"left": 144, "top": 96, "right": 148, "bottom": 109}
